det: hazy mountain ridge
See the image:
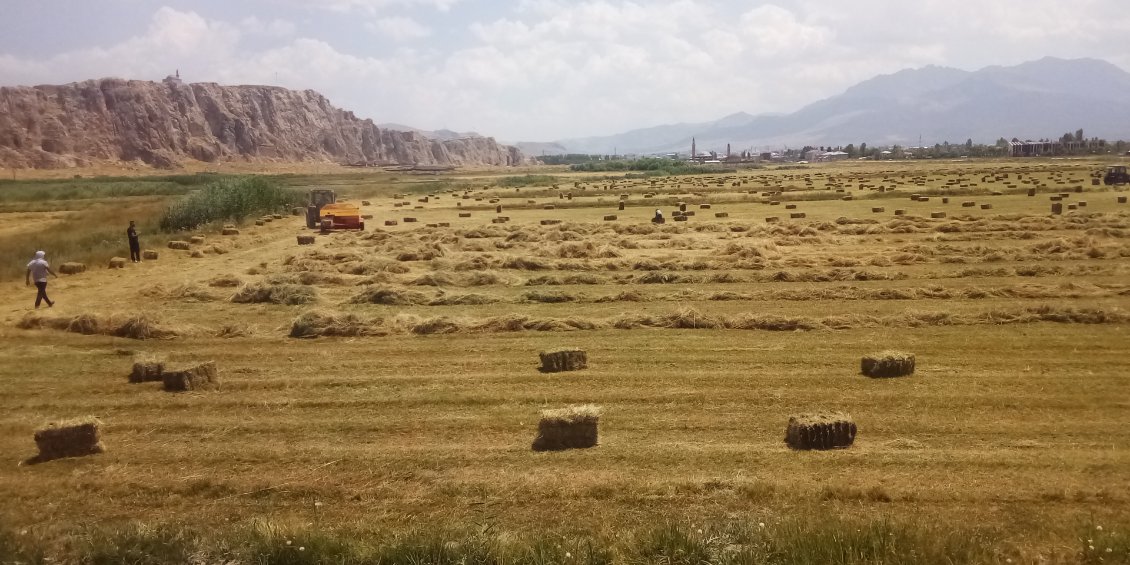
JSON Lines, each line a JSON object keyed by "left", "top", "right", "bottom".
{"left": 529, "top": 57, "right": 1130, "bottom": 155}
{"left": 0, "top": 78, "right": 523, "bottom": 169}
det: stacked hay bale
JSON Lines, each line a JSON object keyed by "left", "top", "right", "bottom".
{"left": 32, "top": 418, "right": 105, "bottom": 462}
{"left": 532, "top": 405, "right": 601, "bottom": 451}
{"left": 539, "top": 348, "right": 587, "bottom": 372}
{"left": 59, "top": 262, "right": 87, "bottom": 275}
{"left": 142, "top": 250, "right": 159, "bottom": 260}
{"left": 129, "top": 353, "right": 166, "bottom": 383}
{"left": 785, "top": 412, "right": 856, "bottom": 450}
{"left": 861, "top": 351, "right": 916, "bottom": 378}
{"left": 162, "top": 361, "right": 219, "bottom": 392}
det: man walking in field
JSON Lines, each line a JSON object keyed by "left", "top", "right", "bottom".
{"left": 127, "top": 220, "right": 141, "bottom": 262}
{"left": 25, "top": 251, "right": 57, "bottom": 308}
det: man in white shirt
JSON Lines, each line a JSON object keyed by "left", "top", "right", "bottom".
{"left": 25, "top": 251, "right": 57, "bottom": 308}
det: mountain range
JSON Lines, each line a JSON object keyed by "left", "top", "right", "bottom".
{"left": 519, "top": 57, "right": 1130, "bottom": 156}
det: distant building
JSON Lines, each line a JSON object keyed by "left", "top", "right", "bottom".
{"left": 1007, "top": 140, "right": 1083, "bottom": 157}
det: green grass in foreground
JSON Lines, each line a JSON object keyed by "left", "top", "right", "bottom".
{"left": 7, "top": 516, "right": 1101, "bottom": 564}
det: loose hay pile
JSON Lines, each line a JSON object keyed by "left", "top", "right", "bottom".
{"left": 785, "top": 412, "right": 856, "bottom": 450}
{"left": 231, "top": 283, "right": 317, "bottom": 305}
{"left": 59, "top": 262, "right": 87, "bottom": 275}
{"left": 532, "top": 404, "right": 601, "bottom": 451}
{"left": 129, "top": 353, "right": 166, "bottom": 383}
{"left": 162, "top": 361, "right": 219, "bottom": 392}
{"left": 861, "top": 351, "right": 916, "bottom": 378}
{"left": 539, "top": 348, "right": 588, "bottom": 372}
{"left": 32, "top": 418, "right": 105, "bottom": 463}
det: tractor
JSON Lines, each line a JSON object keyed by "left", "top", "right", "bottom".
{"left": 305, "top": 189, "right": 365, "bottom": 231}
{"left": 1103, "top": 165, "right": 1129, "bottom": 186}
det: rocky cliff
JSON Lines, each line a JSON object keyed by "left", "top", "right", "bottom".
{"left": 0, "top": 77, "right": 523, "bottom": 169}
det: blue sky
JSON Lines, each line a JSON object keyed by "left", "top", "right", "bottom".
{"left": 2, "top": 0, "right": 1128, "bottom": 141}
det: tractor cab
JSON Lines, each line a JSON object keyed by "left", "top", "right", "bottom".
{"left": 305, "top": 189, "right": 337, "bottom": 228}
{"left": 1104, "top": 166, "right": 1129, "bottom": 186}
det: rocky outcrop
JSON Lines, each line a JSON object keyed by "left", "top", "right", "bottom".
{"left": 0, "top": 77, "right": 523, "bottom": 169}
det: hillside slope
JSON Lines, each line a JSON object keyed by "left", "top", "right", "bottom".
{"left": 0, "top": 77, "right": 523, "bottom": 169}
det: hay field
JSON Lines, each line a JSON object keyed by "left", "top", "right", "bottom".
{"left": 1, "top": 159, "right": 1129, "bottom": 563}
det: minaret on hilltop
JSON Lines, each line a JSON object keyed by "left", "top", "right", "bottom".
{"left": 691, "top": 138, "right": 696, "bottom": 160}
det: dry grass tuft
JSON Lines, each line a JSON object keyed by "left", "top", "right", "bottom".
{"left": 17, "top": 312, "right": 179, "bottom": 340}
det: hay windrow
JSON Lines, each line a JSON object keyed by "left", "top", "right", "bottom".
{"left": 17, "top": 312, "right": 180, "bottom": 340}
{"left": 230, "top": 284, "right": 318, "bottom": 305}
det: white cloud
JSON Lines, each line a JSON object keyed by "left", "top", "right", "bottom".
{"left": 240, "top": 16, "right": 297, "bottom": 38}
{"left": 365, "top": 16, "right": 432, "bottom": 40}
{"left": 1, "top": 2, "right": 1129, "bottom": 141}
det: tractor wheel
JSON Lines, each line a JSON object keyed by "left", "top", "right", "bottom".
{"left": 305, "top": 207, "right": 318, "bottom": 229}
{"left": 359, "top": 221, "right": 365, "bottom": 231}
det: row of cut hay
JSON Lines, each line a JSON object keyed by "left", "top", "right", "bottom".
{"left": 286, "top": 305, "right": 1130, "bottom": 338}
{"left": 139, "top": 283, "right": 217, "bottom": 302}
{"left": 17, "top": 312, "right": 181, "bottom": 340}
{"left": 338, "top": 282, "right": 1126, "bottom": 308}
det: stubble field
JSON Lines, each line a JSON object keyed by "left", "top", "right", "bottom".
{"left": 1, "top": 159, "right": 1128, "bottom": 564}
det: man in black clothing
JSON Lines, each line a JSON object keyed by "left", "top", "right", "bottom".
{"left": 127, "top": 221, "right": 141, "bottom": 262}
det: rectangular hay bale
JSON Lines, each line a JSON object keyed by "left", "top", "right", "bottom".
{"left": 785, "top": 412, "right": 855, "bottom": 450}
{"left": 861, "top": 351, "right": 916, "bottom": 378}
{"left": 532, "top": 405, "right": 600, "bottom": 451}
{"left": 162, "top": 361, "right": 219, "bottom": 392}
{"left": 33, "top": 418, "right": 104, "bottom": 462}
{"left": 539, "top": 348, "right": 587, "bottom": 372}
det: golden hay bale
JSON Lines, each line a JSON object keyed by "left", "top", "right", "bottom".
{"left": 1118, "top": 196, "right": 1127, "bottom": 204}
{"left": 980, "top": 204, "right": 993, "bottom": 210}
{"left": 189, "top": 236, "right": 205, "bottom": 244}
{"left": 700, "top": 203, "right": 712, "bottom": 209}
{"left": 255, "top": 220, "right": 265, "bottom": 226}
{"left": 361, "top": 200, "right": 371, "bottom": 206}
{"left": 785, "top": 204, "right": 797, "bottom": 209}
{"left": 1051, "top": 202, "right": 1064, "bottom": 215}
{"left": 162, "top": 361, "right": 219, "bottom": 392}
{"left": 403, "top": 217, "right": 418, "bottom": 223}
{"left": 673, "top": 216, "right": 688, "bottom": 222}
{"left": 841, "top": 195, "right": 853, "bottom": 201}
{"left": 142, "top": 250, "right": 159, "bottom": 260}
{"left": 930, "top": 212, "right": 946, "bottom": 219}
{"left": 297, "top": 235, "right": 316, "bottom": 245}
{"left": 59, "top": 262, "right": 87, "bottom": 275}
{"left": 539, "top": 348, "right": 587, "bottom": 372}
{"left": 871, "top": 207, "right": 885, "bottom": 213}
{"left": 532, "top": 404, "right": 600, "bottom": 451}
{"left": 108, "top": 257, "right": 128, "bottom": 269}
{"left": 129, "top": 353, "right": 166, "bottom": 383}
{"left": 168, "top": 241, "right": 191, "bottom": 250}
{"left": 541, "top": 219, "right": 562, "bottom": 225}
{"left": 222, "top": 228, "right": 240, "bottom": 236}
{"left": 603, "top": 215, "right": 618, "bottom": 221}
{"left": 384, "top": 220, "right": 399, "bottom": 226}
{"left": 32, "top": 418, "right": 105, "bottom": 463}
{"left": 785, "top": 412, "right": 856, "bottom": 450}
{"left": 962, "top": 201, "right": 976, "bottom": 207}
{"left": 790, "top": 212, "right": 806, "bottom": 219}
{"left": 765, "top": 216, "right": 779, "bottom": 223}
{"left": 362, "top": 214, "right": 374, "bottom": 220}
{"left": 715, "top": 212, "right": 729, "bottom": 218}
{"left": 292, "top": 207, "right": 305, "bottom": 216}
{"left": 894, "top": 209, "right": 906, "bottom": 216}
{"left": 459, "top": 212, "right": 472, "bottom": 217}
{"left": 861, "top": 351, "right": 916, "bottom": 378}
{"left": 271, "top": 214, "right": 283, "bottom": 220}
